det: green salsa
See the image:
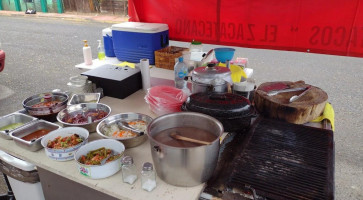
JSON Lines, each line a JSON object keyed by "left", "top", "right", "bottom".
{"left": 0, "top": 123, "right": 24, "bottom": 131}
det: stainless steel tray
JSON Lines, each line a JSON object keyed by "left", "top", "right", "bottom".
{"left": 0, "top": 113, "right": 37, "bottom": 140}
{"left": 10, "top": 120, "right": 61, "bottom": 151}
{"left": 67, "top": 93, "right": 101, "bottom": 106}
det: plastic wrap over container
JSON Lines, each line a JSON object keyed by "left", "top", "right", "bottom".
{"left": 145, "top": 86, "right": 190, "bottom": 116}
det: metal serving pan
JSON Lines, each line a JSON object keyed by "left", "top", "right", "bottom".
{"left": 67, "top": 93, "right": 101, "bottom": 106}
{"left": 0, "top": 113, "right": 37, "bottom": 140}
{"left": 10, "top": 120, "right": 61, "bottom": 151}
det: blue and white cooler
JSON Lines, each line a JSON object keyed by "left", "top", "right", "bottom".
{"left": 102, "top": 27, "right": 116, "bottom": 57}
{"left": 111, "top": 22, "right": 169, "bottom": 64}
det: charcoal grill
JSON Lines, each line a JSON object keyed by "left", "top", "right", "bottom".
{"left": 201, "top": 117, "right": 334, "bottom": 200}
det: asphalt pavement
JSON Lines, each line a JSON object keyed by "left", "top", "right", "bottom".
{"left": 0, "top": 11, "right": 362, "bottom": 200}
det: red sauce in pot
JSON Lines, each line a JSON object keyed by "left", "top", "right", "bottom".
{"left": 31, "top": 101, "right": 61, "bottom": 108}
{"left": 21, "top": 129, "right": 51, "bottom": 141}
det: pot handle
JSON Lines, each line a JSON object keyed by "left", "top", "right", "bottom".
{"left": 209, "top": 93, "right": 227, "bottom": 100}
{"left": 153, "top": 145, "right": 165, "bottom": 159}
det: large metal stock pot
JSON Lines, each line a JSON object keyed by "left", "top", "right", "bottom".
{"left": 147, "top": 112, "right": 223, "bottom": 187}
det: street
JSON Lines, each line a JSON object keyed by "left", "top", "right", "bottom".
{"left": 0, "top": 15, "right": 362, "bottom": 199}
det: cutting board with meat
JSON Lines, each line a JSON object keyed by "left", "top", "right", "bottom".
{"left": 254, "top": 81, "right": 328, "bottom": 124}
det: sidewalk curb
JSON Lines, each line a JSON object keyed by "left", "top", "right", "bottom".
{"left": 0, "top": 10, "right": 128, "bottom": 24}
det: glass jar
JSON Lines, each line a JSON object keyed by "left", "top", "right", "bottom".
{"left": 67, "top": 75, "right": 89, "bottom": 95}
{"left": 190, "top": 40, "right": 203, "bottom": 52}
{"left": 121, "top": 156, "right": 137, "bottom": 184}
{"left": 141, "top": 162, "right": 156, "bottom": 192}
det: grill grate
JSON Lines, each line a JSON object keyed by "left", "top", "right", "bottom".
{"left": 227, "top": 118, "right": 334, "bottom": 200}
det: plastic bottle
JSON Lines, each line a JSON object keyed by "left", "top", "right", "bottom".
{"left": 97, "top": 40, "right": 105, "bottom": 60}
{"left": 141, "top": 162, "right": 156, "bottom": 192}
{"left": 174, "top": 57, "right": 188, "bottom": 89}
{"left": 121, "top": 156, "right": 138, "bottom": 185}
{"left": 83, "top": 40, "right": 93, "bottom": 65}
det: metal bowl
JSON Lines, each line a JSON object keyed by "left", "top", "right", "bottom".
{"left": 22, "top": 92, "right": 69, "bottom": 122}
{"left": 57, "top": 103, "right": 111, "bottom": 132}
{"left": 96, "top": 113, "right": 153, "bottom": 148}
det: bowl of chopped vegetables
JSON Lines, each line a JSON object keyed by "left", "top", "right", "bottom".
{"left": 41, "top": 127, "right": 89, "bottom": 161}
{"left": 96, "top": 113, "right": 153, "bottom": 148}
{"left": 57, "top": 103, "right": 111, "bottom": 132}
{"left": 74, "top": 139, "right": 125, "bottom": 179}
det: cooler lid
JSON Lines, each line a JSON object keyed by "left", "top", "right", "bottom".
{"left": 102, "top": 27, "right": 112, "bottom": 36}
{"left": 111, "top": 22, "right": 169, "bottom": 33}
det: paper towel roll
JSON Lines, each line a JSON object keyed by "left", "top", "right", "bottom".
{"left": 140, "top": 58, "right": 151, "bottom": 90}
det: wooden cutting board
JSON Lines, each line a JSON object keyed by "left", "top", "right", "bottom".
{"left": 254, "top": 81, "right": 328, "bottom": 124}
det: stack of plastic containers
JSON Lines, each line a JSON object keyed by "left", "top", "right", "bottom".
{"left": 145, "top": 86, "right": 189, "bottom": 116}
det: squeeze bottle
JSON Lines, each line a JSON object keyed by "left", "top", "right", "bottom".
{"left": 83, "top": 40, "right": 93, "bottom": 65}
{"left": 97, "top": 40, "right": 105, "bottom": 60}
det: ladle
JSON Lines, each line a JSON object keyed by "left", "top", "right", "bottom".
{"left": 169, "top": 132, "right": 211, "bottom": 145}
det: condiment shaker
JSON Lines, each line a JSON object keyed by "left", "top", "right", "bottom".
{"left": 141, "top": 162, "right": 156, "bottom": 192}
{"left": 121, "top": 156, "right": 137, "bottom": 184}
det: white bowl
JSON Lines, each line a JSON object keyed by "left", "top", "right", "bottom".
{"left": 41, "top": 127, "right": 89, "bottom": 161}
{"left": 74, "top": 139, "right": 125, "bottom": 179}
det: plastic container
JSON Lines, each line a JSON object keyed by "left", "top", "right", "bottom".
{"left": 111, "top": 22, "right": 169, "bottom": 64}
{"left": 0, "top": 150, "right": 45, "bottom": 200}
{"left": 102, "top": 27, "right": 115, "bottom": 57}
{"left": 174, "top": 57, "right": 188, "bottom": 89}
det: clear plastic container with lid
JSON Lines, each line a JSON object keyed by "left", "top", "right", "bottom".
{"left": 67, "top": 75, "right": 91, "bottom": 95}
{"left": 121, "top": 156, "right": 138, "bottom": 184}
{"left": 141, "top": 162, "right": 156, "bottom": 192}
{"left": 190, "top": 40, "right": 203, "bottom": 52}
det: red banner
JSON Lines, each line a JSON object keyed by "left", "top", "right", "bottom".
{"left": 129, "top": 0, "right": 363, "bottom": 57}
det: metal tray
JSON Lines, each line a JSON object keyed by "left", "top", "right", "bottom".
{"left": 0, "top": 113, "right": 37, "bottom": 140}
{"left": 67, "top": 93, "right": 101, "bottom": 106}
{"left": 10, "top": 120, "right": 61, "bottom": 151}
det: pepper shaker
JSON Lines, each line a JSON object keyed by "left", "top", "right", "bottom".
{"left": 141, "top": 162, "right": 156, "bottom": 192}
{"left": 121, "top": 156, "right": 137, "bottom": 184}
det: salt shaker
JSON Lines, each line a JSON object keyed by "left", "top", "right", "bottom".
{"left": 141, "top": 162, "right": 156, "bottom": 192}
{"left": 121, "top": 156, "right": 137, "bottom": 184}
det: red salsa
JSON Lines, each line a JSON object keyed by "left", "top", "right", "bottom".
{"left": 21, "top": 129, "right": 51, "bottom": 141}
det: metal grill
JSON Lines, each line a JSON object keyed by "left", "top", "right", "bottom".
{"left": 227, "top": 118, "right": 334, "bottom": 200}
